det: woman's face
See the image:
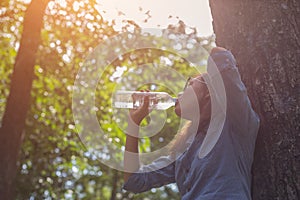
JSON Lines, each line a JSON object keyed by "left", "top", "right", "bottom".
{"left": 175, "top": 75, "right": 207, "bottom": 121}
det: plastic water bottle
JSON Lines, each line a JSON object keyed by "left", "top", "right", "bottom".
{"left": 113, "top": 91, "right": 177, "bottom": 110}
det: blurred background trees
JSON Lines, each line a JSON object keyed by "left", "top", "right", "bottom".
{"left": 0, "top": 0, "right": 214, "bottom": 199}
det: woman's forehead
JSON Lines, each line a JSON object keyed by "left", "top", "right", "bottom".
{"left": 189, "top": 74, "right": 208, "bottom": 88}
{"left": 192, "top": 74, "right": 205, "bottom": 81}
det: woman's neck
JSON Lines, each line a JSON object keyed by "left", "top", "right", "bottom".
{"left": 190, "top": 117, "right": 210, "bottom": 135}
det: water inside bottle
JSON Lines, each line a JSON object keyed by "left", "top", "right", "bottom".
{"left": 113, "top": 91, "right": 176, "bottom": 110}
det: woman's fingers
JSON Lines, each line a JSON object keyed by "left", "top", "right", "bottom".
{"left": 129, "top": 90, "right": 152, "bottom": 125}
{"left": 141, "top": 93, "right": 150, "bottom": 110}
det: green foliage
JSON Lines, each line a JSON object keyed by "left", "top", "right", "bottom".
{"left": 0, "top": 0, "right": 214, "bottom": 199}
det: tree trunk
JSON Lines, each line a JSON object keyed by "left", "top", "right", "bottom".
{"left": 209, "top": 0, "right": 299, "bottom": 199}
{"left": 0, "top": 1, "right": 49, "bottom": 199}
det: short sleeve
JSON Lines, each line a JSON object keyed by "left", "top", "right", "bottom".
{"left": 207, "top": 50, "right": 258, "bottom": 134}
{"left": 122, "top": 156, "right": 176, "bottom": 193}
{"left": 207, "top": 50, "right": 245, "bottom": 97}
{"left": 207, "top": 50, "right": 238, "bottom": 77}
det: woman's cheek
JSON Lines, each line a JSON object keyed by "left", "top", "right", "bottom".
{"left": 175, "top": 101, "right": 192, "bottom": 120}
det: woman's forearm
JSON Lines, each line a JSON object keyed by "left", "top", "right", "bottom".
{"left": 123, "top": 125, "right": 140, "bottom": 182}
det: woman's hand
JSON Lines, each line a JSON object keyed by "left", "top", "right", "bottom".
{"left": 129, "top": 90, "right": 152, "bottom": 125}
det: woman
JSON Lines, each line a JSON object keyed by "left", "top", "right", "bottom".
{"left": 123, "top": 47, "right": 260, "bottom": 199}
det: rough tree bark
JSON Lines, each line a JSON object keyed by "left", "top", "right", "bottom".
{"left": 209, "top": 0, "right": 299, "bottom": 199}
{"left": 0, "top": 0, "right": 49, "bottom": 199}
